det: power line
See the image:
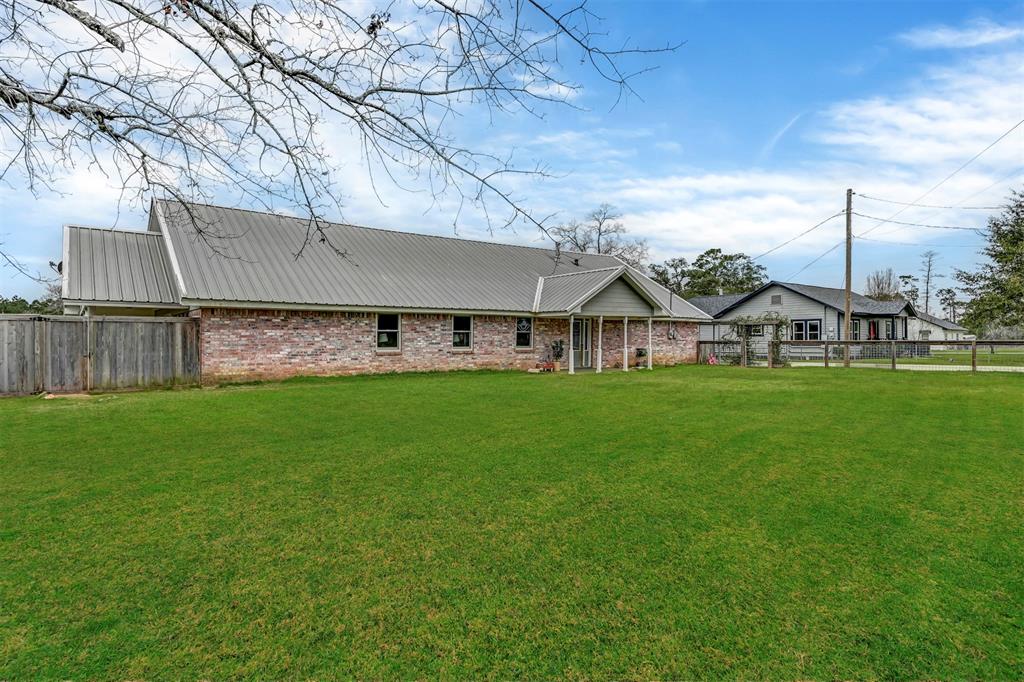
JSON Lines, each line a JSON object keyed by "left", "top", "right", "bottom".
{"left": 853, "top": 213, "right": 983, "bottom": 231}
{"left": 786, "top": 239, "right": 843, "bottom": 280}
{"left": 751, "top": 210, "right": 845, "bottom": 260}
{"left": 854, "top": 194, "right": 1000, "bottom": 210}
{"left": 859, "top": 117, "right": 1024, "bottom": 237}
{"left": 778, "top": 123, "right": 1021, "bottom": 282}
{"left": 855, "top": 236, "right": 984, "bottom": 248}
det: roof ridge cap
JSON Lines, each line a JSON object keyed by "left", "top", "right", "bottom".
{"left": 156, "top": 199, "right": 614, "bottom": 259}
{"left": 540, "top": 265, "right": 622, "bottom": 280}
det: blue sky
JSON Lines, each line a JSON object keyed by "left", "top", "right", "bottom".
{"left": 2, "top": 0, "right": 1022, "bottom": 299}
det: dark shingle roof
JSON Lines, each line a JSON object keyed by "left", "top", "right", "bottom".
{"left": 916, "top": 310, "right": 968, "bottom": 331}
{"left": 777, "top": 282, "right": 912, "bottom": 316}
{"left": 686, "top": 293, "right": 750, "bottom": 316}
{"left": 693, "top": 281, "right": 918, "bottom": 319}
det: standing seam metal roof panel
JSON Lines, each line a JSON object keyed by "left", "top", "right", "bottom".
{"left": 63, "top": 226, "right": 179, "bottom": 304}
{"left": 153, "top": 200, "right": 708, "bottom": 318}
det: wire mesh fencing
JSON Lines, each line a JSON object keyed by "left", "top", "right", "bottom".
{"left": 698, "top": 339, "right": 1024, "bottom": 373}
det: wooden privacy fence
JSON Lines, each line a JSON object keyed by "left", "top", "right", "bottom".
{"left": 698, "top": 339, "right": 1024, "bottom": 372}
{"left": 0, "top": 315, "right": 200, "bottom": 395}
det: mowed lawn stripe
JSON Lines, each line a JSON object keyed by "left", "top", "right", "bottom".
{"left": 1, "top": 367, "right": 1021, "bottom": 678}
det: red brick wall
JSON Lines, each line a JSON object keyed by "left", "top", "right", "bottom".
{"left": 197, "top": 308, "right": 697, "bottom": 383}
{"left": 595, "top": 319, "right": 698, "bottom": 370}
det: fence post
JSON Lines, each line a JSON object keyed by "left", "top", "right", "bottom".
{"left": 740, "top": 338, "right": 747, "bottom": 368}
{"left": 890, "top": 339, "right": 896, "bottom": 370}
{"left": 824, "top": 341, "right": 830, "bottom": 368}
{"left": 971, "top": 340, "right": 977, "bottom": 372}
{"left": 86, "top": 316, "right": 95, "bottom": 391}
{"left": 767, "top": 340, "right": 774, "bottom": 368}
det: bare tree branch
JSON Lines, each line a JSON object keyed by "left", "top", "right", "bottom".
{"left": 1, "top": 0, "right": 674, "bottom": 270}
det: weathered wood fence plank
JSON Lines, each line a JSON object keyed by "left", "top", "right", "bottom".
{"left": 0, "top": 315, "right": 199, "bottom": 396}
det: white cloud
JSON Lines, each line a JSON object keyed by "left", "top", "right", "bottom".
{"left": 899, "top": 19, "right": 1024, "bottom": 49}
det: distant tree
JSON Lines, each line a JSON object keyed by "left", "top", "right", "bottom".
{"left": 551, "top": 205, "right": 649, "bottom": 268}
{"left": 649, "top": 257, "right": 689, "bottom": 295}
{"left": 0, "top": 283, "right": 62, "bottom": 314}
{"left": 864, "top": 268, "right": 901, "bottom": 300}
{"left": 956, "top": 189, "right": 1024, "bottom": 334}
{"left": 898, "top": 274, "right": 920, "bottom": 308}
{"left": 919, "top": 250, "right": 944, "bottom": 314}
{"left": 935, "top": 287, "right": 962, "bottom": 323}
{"left": 650, "top": 249, "right": 767, "bottom": 298}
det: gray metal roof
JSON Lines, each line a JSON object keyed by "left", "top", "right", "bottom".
{"left": 916, "top": 310, "right": 968, "bottom": 331}
{"left": 535, "top": 267, "right": 623, "bottom": 313}
{"left": 63, "top": 226, "right": 179, "bottom": 304}
{"left": 152, "top": 200, "right": 709, "bottom": 318}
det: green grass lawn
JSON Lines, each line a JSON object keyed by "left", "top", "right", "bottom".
{"left": 2, "top": 367, "right": 1022, "bottom": 678}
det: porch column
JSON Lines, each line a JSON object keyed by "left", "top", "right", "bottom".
{"left": 568, "top": 314, "right": 575, "bottom": 374}
{"left": 596, "top": 315, "right": 603, "bottom": 373}
{"left": 623, "top": 316, "right": 629, "bottom": 372}
{"left": 647, "top": 317, "right": 653, "bottom": 369}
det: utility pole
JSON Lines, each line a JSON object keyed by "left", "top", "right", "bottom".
{"left": 844, "top": 188, "right": 853, "bottom": 368}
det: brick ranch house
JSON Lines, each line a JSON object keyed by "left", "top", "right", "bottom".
{"left": 61, "top": 201, "right": 709, "bottom": 382}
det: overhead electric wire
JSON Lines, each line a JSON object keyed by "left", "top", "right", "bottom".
{"left": 785, "top": 240, "right": 844, "bottom": 280}
{"left": 852, "top": 213, "right": 984, "bottom": 231}
{"left": 855, "top": 194, "right": 1000, "bottom": 210}
{"left": 775, "top": 122, "right": 1021, "bottom": 281}
{"left": 856, "top": 235, "right": 984, "bottom": 248}
{"left": 858, "top": 117, "right": 1024, "bottom": 237}
{"left": 751, "top": 210, "right": 845, "bottom": 260}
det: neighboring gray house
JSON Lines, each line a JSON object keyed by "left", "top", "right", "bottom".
{"left": 688, "top": 281, "right": 919, "bottom": 341}
{"left": 61, "top": 200, "right": 710, "bottom": 382}
{"left": 908, "top": 311, "right": 969, "bottom": 342}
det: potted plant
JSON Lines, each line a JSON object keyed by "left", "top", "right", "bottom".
{"left": 550, "top": 339, "right": 565, "bottom": 372}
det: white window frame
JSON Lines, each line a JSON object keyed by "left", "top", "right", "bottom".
{"left": 885, "top": 319, "right": 894, "bottom": 340}
{"left": 851, "top": 319, "right": 860, "bottom": 340}
{"left": 749, "top": 324, "right": 764, "bottom": 337}
{"left": 376, "top": 312, "right": 401, "bottom": 350}
{"left": 792, "top": 319, "right": 821, "bottom": 341}
{"left": 452, "top": 315, "right": 473, "bottom": 349}
{"left": 515, "top": 317, "right": 534, "bottom": 348}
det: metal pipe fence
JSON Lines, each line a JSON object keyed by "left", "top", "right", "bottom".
{"left": 698, "top": 339, "right": 1024, "bottom": 373}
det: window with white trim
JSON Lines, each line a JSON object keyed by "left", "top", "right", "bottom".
{"left": 453, "top": 315, "right": 473, "bottom": 348}
{"left": 885, "top": 319, "right": 894, "bottom": 340}
{"left": 749, "top": 324, "right": 764, "bottom": 337}
{"left": 792, "top": 319, "right": 821, "bottom": 341}
{"left": 851, "top": 319, "right": 860, "bottom": 340}
{"left": 376, "top": 313, "right": 400, "bottom": 349}
{"left": 515, "top": 317, "right": 533, "bottom": 348}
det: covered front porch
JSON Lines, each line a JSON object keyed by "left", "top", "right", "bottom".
{"left": 562, "top": 314, "right": 655, "bottom": 373}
